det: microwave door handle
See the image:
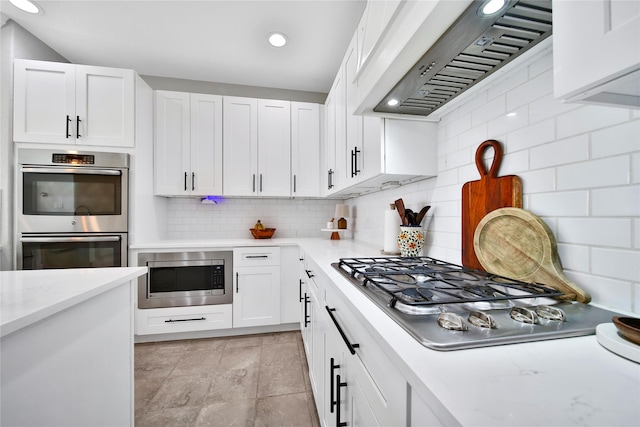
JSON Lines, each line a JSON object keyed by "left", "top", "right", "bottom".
{"left": 20, "top": 167, "right": 122, "bottom": 176}
{"left": 20, "top": 236, "right": 121, "bottom": 243}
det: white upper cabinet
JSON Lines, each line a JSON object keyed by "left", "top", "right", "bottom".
{"left": 357, "top": 0, "right": 402, "bottom": 71}
{"left": 223, "top": 96, "right": 291, "bottom": 197}
{"left": 291, "top": 102, "right": 321, "bottom": 197}
{"left": 14, "top": 59, "right": 135, "bottom": 147}
{"left": 553, "top": 0, "right": 640, "bottom": 108}
{"left": 154, "top": 90, "right": 223, "bottom": 196}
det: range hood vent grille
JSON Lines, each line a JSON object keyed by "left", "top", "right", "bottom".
{"left": 375, "top": 0, "right": 552, "bottom": 117}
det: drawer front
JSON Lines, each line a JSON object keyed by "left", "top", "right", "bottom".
{"left": 234, "top": 246, "right": 280, "bottom": 267}
{"left": 135, "top": 304, "right": 232, "bottom": 335}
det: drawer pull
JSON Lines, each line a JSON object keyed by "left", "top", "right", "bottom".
{"left": 164, "top": 317, "right": 206, "bottom": 323}
{"left": 304, "top": 294, "right": 310, "bottom": 327}
{"left": 330, "top": 357, "right": 340, "bottom": 413}
{"left": 326, "top": 306, "right": 359, "bottom": 355}
{"left": 336, "top": 374, "right": 347, "bottom": 427}
{"left": 246, "top": 255, "right": 269, "bottom": 259}
{"left": 305, "top": 269, "right": 314, "bottom": 278}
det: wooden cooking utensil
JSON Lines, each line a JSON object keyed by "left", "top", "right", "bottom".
{"left": 395, "top": 199, "right": 407, "bottom": 226}
{"left": 474, "top": 207, "right": 591, "bottom": 303}
{"left": 462, "top": 140, "right": 522, "bottom": 270}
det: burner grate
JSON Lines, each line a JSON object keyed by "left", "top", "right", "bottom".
{"left": 338, "top": 256, "right": 563, "bottom": 306}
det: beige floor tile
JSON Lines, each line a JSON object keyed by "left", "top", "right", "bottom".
{"left": 216, "top": 345, "right": 262, "bottom": 371}
{"left": 185, "top": 337, "right": 228, "bottom": 352}
{"left": 195, "top": 399, "right": 256, "bottom": 427}
{"left": 172, "top": 348, "right": 224, "bottom": 376}
{"left": 307, "top": 391, "right": 321, "bottom": 427}
{"left": 261, "top": 330, "right": 299, "bottom": 345}
{"left": 134, "top": 345, "right": 184, "bottom": 380}
{"left": 255, "top": 393, "right": 313, "bottom": 427}
{"left": 260, "top": 342, "right": 301, "bottom": 369}
{"left": 257, "top": 363, "right": 306, "bottom": 398}
{"left": 204, "top": 368, "right": 258, "bottom": 403}
{"left": 134, "top": 376, "right": 165, "bottom": 418}
{"left": 224, "top": 334, "right": 264, "bottom": 349}
{"left": 135, "top": 406, "right": 201, "bottom": 427}
{"left": 146, "top": 374, "right": 212, "bottom": 411}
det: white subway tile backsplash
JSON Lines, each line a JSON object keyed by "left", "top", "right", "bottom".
{"left": 528, "top": 191, "right": 589, "bottom": 216}
{"left": 506, "top": 119, "right": 555, "bottom": 152}
{"left": 557, "top": 156, "right": 630, "bottom": 190}
{"left": 529, "top": 93, "right": 580, "bottom": 124}
{"left": 591, "top": 120, "right": 640, "bottom": 158}
{"left": 530, "top": 135, "right": 589, "bottom": 169}
{"left": 569, "top": 271, "right": 633, "bottom": 312}
{"left": 487, "top": 104, "right": 528, "bottom": 136}
{"left": 506, "top": 69, "right": 553, "bottom": 111}
{"left": 457, "top": 125, "right": 490, "bottom": 150}
{"left": 557, "top": 218, "right": 632, "bottom": 247}
{"left": 556, "top": 105, "right": 630, "bottom": 140}
{"left": 472, "top": 95, "right": 506, "bottom": 128}
{"left": 635, "top": 219, "right": 640, "bottom": 249}
{"left": 556, "top": 243, "right": 590, "bottom": 273}
{"left": 591, "top": 247, "right": 640, "bottom": 282}
{"left": 486, "top": 66, "right": 528, "bottom": 100}
{"left": 591, "top": 186, "right": 640, "bottom": 217}
{"left": 519, "top": 169, "right": 555, "bottom": 194}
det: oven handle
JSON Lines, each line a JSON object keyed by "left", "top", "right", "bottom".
{"left": 21, "top": 167, "right": 122, "bottom": 176}
{"left": 20, "top": 236, "right": 121, "bottom": 243}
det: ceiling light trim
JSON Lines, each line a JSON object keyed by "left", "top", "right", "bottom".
{"left": 267, "top": 32, "right": 288, "bottom": 48}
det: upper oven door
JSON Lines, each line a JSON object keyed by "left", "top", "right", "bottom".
{"left": 18, "top": 165, "right": 128, "bottom": 233}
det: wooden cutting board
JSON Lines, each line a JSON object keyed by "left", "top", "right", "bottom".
{"left": 462, "top": 140, "right": 522, "bottom": 270}
{"left": 474, "top": 207, "right": 591, "bottom": 303}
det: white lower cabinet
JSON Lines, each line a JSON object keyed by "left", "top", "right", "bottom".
{"left": 300, "top": 250, "right": 406, "bottom": 427}
{"left": 233, "top": 247, "right": 281, "bottom": 328}
{"left": 135, "top": 304, "right": 232, "bottom": 335}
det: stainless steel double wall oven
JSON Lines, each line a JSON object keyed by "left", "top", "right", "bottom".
{"left": 17, "top": 149, "right": 129, "bottom": 270}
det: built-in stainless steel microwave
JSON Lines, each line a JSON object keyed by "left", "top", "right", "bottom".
{"left": 138, "top": 251, "right": 233, "bottom": 309}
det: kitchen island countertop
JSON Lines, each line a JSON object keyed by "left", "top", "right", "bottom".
{"left": 0, "top": 267, "right": 147, "bottom": 338}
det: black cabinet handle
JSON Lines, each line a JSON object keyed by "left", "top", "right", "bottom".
{"left": 76, "top": 116, "right": 81, "bottom": 138}
{"left": 252, "top": 174, "right": 256, "bottom": 192}
{"left": 330, "top": 357, "right": 340, "bottom": 413}
{"left": 328, "top": 169, "right": 334, "bottom": 189}
{"left": 304, "top": 294, "right": 310, "bottom": 327}
{"left": 326, "top": 306, "right": 359, "bottom": 355}
{"left": 299, "top": 279, "right": 304, "bottom": 302}
{"left": 236, "top": 272, "right": 239, "bottom": 293}
{"left": 184, "top": 172, "right": 188, "bottom": 191}
{"left": 293, "top": 174, "right": 297, "bottom": 193}
{"left": 260, "top": 174, "right": 263, "bottom": 192}
{"left": 66, "top": 115, "right": 71, "bottom": 138}
{"left": 165, "top": 317, "right": 206, "bottom": 323}
{"left": 351, "top": 146, "right": 360, "bottom": 177}
{"left": 305, "top": 269, "right": 314, "bottom": 279}
{"left": 192, "top": 172, "right": 195, "bottom": 191}
{"left": 336, "top": 374, "right": 347, "bottom": 427}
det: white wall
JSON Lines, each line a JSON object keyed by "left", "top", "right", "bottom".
{"left": 348, "top": 42, "right": 640, "bottom": 314}
{"left": 165, "top": 197, "right": 337, "bottom": 240}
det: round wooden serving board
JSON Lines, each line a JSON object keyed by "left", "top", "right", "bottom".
{"left": 473, "top": 208, "right": 591, "bottom": 303}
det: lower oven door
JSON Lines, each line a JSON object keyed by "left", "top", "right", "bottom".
{"left": 19, "top": 233, "right": 128, "bottom": 270}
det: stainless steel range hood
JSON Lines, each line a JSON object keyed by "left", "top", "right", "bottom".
{"left": 374, "top": 0, "right": 552, "bottom": 117}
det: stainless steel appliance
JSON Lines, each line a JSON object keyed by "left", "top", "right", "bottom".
{"left": 333, "top": 256, "right": 620, "bottom": 351}
{"left": 17, "top": 149, "right": 129, "bottom": 269}
{"left": 138, "top": 251, "right": 233, "bottom": 309}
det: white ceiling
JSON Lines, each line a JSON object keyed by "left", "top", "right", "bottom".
{"left": 1, "top": 0, "right": 367, "bottom": 94}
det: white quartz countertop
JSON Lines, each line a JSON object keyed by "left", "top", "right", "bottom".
{"left": 130, "top": 238, "right": 640, "bottom": 426}
{"left": 295, "top": 239, "right": 640, "bottom": 427}
{"left": 0, "top": 267, "right": 147, "bottom": 338}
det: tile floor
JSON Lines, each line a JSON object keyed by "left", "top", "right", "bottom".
{"left": 134, "top": 331, "right": 321, "bottom": 427}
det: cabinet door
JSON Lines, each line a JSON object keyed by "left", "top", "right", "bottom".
{"left": 257, "top": 99, "right": 291, "bottom": 197}
{"left": 324, "top": 88, "right": 337, "bottom": 194}
{"left": 75, "top": 65, "right": 135, "bottom": 147}
{"left": 291, "top": 102, "right": 321, "bottom": 197}
{"left": 309, "top": 287, "right": 326, "bottom": 417}
{"left": 223, "top": 96, "right": 258, "bottom": 196}
{"left": 553, "top": 0, "right": 640, "bottom": 106}
{"left": 233, "top": 266, "right": 281, "bottom": 328}
{"left": 13, "top": 59, "right": 76, "bottom": 144}
{"left": 344, "top": 32, "right": 364, "bottom": 182}
{"left": 333, "top": 68, "right": 347, "bottom": 191}
{"left": 154, "top": 91, "right": 191, "bottom": 196}
{"left": 190, "top": 93, "right": 223, "bottom": 195}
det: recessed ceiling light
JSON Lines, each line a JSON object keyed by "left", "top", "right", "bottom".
{"left": 479, "top": 0, "right": 506, "bottom": 16}
{"left": 387, "top": 99, "right": 399, "bottom": 106}
{"left": 267, "top": 32, "right": 288, "bottom": 48}
{"left": 9, "top": 0, "right": 40, "bottom": 14}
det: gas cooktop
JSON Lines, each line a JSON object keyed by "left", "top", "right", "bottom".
{"left": 333, "top": 256, "right": 619, "bottom": 351}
